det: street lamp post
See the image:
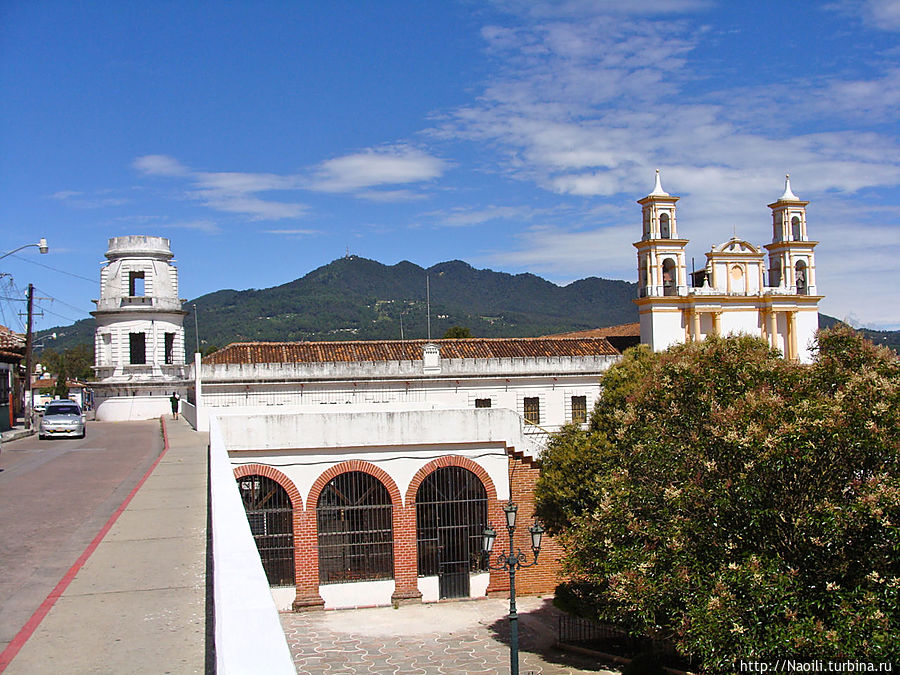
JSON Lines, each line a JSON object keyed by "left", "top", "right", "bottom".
{"left": 0, "top": 238, "right": 49, "bottom": 261}
{"left": 482, "top": 501, "right": 545, "bottom": 675}
{"left": 0, "top": 239, "right": 50, "bottom": 429}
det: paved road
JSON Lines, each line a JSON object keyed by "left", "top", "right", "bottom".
{"left": 0, "top": 420, "right": 164, "bottom": 654}
{"left": 281, "top": 596, "right": 616, "bottom": 675}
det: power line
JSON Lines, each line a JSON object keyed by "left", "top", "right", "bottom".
{"left": 33, "top": 286, "right": 91, "bottom": 316}
{"left": 7, "top": 252, "right": 95, "bottom": 283}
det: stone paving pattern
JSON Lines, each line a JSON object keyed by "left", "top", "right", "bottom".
{"left": 281, "top": 596, "right": 616, "bottom": 675}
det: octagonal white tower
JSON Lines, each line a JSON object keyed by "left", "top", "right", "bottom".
{"left": 91, "top": 236, "right": 189, "bottom": 420}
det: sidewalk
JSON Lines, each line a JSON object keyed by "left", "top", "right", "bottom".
{"left": 0, "top": 416, "right": 34, "bottom": 444}
{"left": 3, "top": 417, "right": 209, "bottom": 674}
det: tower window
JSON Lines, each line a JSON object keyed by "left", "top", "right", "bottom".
{"left": 662, "top": 259, "right": 677, "bottom": 296}
{"left": 795, "top": 261, "right": 808, "bottom": 295}
{"left": 659, "top": 212, "right": 671, "bottom": 238}
{"left": 770, "top": 259, "right": 783, "bottom": 287}
{"left": 129, "top": 271, "right": 145, "bottom": 297}
{"left": 523, "top": 397, "right": 540, "bottom": 425}
{"left": 164, "top": 333, "right": 175, "bottom": 364}
{"left": 129, "top": 333, "right": 146, "bottom": 365}
{"left": 791, "top": 216, "right": 801, "bottom": 241}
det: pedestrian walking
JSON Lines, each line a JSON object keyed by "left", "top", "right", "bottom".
{"left": 170, "top": 391, "right": 180, "bottom": 419}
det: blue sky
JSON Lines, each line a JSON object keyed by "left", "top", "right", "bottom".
{"left": 2, "top": 0, "right": 899, "bottom": 340}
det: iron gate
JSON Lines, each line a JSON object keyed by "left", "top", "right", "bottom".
{"left": 316, "top": 471, "right": 394, "bottom": 584}
{"left": 237, "top": 475, "right": 295, "bottom": 586}
{"left": 416, "top": 466, "right": 488, "bottom": 599}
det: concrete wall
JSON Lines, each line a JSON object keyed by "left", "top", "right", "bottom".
{"left": 209, "top": 415, "right": 295, "bottom": 673}
{"left": 94, "top": 395, "right": 174, "bottom": 421}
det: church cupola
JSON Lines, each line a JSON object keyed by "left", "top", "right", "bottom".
{"left": 634, "top": 170, "right": 688, "bottom": 300}
{"left": 764, "top": 176, "right": 817, "bottom": 296}
{"left": 768, "top": 174, "right": 809, "bottom": 243}
{"left": 638, "top": 170, "right": 680, "bottom": 240}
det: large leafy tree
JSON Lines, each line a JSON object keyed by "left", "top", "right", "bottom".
{"left": 536, "top": 327, "right": 899, "bottom": 668}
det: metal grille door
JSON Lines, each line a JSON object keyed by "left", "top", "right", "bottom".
{"left": 416, "top": 466, "right": 488, "bottom": 599}
{"left": 237, "top": 475, "right": 295, "bottom": 586}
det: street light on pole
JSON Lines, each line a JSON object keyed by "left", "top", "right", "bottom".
{"left": 0, "top": 239, "right": 50, "bottom": 429}
{"left": 482, "top": 501, "right": 545, "bottom": 675}
{"left": 0, "top": 238, "right": 49, "bottom": 261}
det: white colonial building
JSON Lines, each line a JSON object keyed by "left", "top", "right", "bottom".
{"left": 92, "top": 236, "right": 189, "bottom": 420}
{"left": 635, "top": 173, "right": 821, "bottom": 362}
{"left": 184, "top": 337, "right": 619, "bottom": 610}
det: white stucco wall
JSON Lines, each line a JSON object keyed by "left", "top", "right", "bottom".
{"left": 218, "top": 406, "right": 528, "bottom": 503}
{"left": 94, "top": 395, "right": 173, "bottom": 421}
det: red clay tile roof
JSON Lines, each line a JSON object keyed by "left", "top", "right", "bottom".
{"left": 543, "top": 323, "right": 641, "bottom": 339}
{"left": 0, "top": 325, "right": 25, "bottom": 353}
{"left": 203, "top": 337, "right": 619, "bottom": 365}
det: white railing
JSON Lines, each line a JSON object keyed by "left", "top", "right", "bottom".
{"left": 208, "top": 415, "right": 295, "bottom": 674}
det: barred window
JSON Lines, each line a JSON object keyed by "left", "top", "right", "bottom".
{"left": 237, "top": 475, "right": 295, "bottom": 586}
{"left": 317, "top": 472, "right": 394, "bottom": 584}
{"left": 571, "top": 395, "right": 587, "bottom": 424}
{"left": 523, "top": 397, "right": 540, "bottom": 425}
{"left": 474, "top": 398, "right": 491, "bottom": 408}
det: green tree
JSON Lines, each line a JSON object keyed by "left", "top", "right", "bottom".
{"left": 53, "top": 372, "right": 68, "bottom": 398}
{"left": 536, "top": 327, "right": 900, "bottom": 668}
{"left": 39, "top": 344, "right": 94, "bottom": 381}
{"left": 442, "top": 325, "right": 472, "bottom": 338}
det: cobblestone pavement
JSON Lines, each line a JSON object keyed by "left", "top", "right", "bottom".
{"left": 281, "top": 596, "right": 617, "bottom": 675}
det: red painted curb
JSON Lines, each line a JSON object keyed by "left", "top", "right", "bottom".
{"left": 0, "top": 417, "right": 172, "bottom": 672}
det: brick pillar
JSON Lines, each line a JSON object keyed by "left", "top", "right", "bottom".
{"left": 486, "top": 455, "right": 564, "bottom": 597}
{"left": 485, "top": 495, "right": 511, "bottom": 596}
{"left": 292, "top": 507, "right": 324, "bottom": 611}
{"left": 391, "top": 503, "right": 422, "bottom": 606}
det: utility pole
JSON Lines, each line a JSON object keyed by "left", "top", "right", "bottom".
{"left": 24, "top": 283, "right": 34, "bottom": 429}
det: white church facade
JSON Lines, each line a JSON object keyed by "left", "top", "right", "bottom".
{"left": 635, "top": 173, "right": 821, "bottom": 362}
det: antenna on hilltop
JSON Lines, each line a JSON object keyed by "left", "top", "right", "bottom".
{"left": 345, "top": 245, "right": 350, "bottom": 259}
{"left": 426, "top": 275, "right": 432, "bottom": 340}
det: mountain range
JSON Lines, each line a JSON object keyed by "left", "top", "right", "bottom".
{"left": 40, "top": 256, "right": 899, "bottom": 357}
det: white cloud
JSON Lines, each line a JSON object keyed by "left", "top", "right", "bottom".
{"left": 354, "top": 189, "right": 429, "bottom": 202}
{"left": 133, "top": 154, "right": 189, "bottom": 177}
{"left": 866, "top": 0, "right": 900, "bottom": 29}
{"left": 435, "top": 205, "right": 536, "bottom": 227}
{"left": 480, "top": 223, "right": 637, "bottom": 281}
{"left": 263, "top": 228, "right": 321, "bottom": 236}
{"left": 308, "top": 145, "right": 447, "bottom": 193}
{"left": 164, "top": 220, "right": 222, "bottom": 234}
{"left": 827, "top": 0, "right": 900, "bottom": 31}
{"left": 434, "top": 1, "right": 900, "bottom": 325}
{"left": 132, "top": 156, "right": 308, "bottom": 221}
{"left": 50, "top": 189, "right": 129, "bottom": 208}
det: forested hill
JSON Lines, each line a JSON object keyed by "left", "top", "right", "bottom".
{"left": 185, "top": 256, "right": 639, "bottom": 350}
{"left": 41, "top": 255, "right": 899, "bottom": 355}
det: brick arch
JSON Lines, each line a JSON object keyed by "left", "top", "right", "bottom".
{"left": 405, "top": 455, "right": 499, "bottom": 506}
{"left": 233, "top": 463, "right": 303, "bottom": 510}
{"left": 307, "top": 460, "right": 402, "bottom": 511}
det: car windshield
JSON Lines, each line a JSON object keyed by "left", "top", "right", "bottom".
{"left": 46, "top": 405, "right": 80, "bottom": 416}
